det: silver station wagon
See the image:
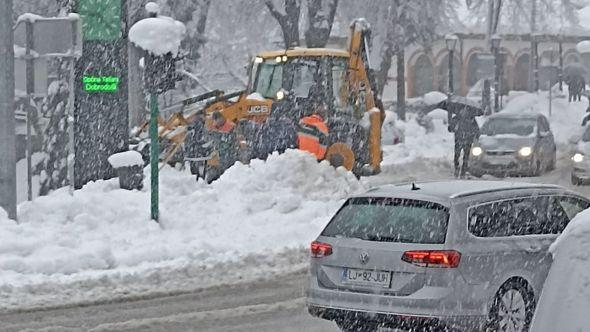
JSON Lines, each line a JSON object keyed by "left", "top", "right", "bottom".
{"left": 307, "top": 181, "right": 589, "bottom": 332}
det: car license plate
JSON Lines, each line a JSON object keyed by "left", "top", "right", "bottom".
{"left": 342, "top": 268, "right": 391, "bottom": 288}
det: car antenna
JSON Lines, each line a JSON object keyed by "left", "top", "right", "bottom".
{"left": 411, "top": 183, "right": 420, "bottom": 191}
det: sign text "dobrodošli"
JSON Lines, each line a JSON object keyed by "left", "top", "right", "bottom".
{"left": 83, "top": 76, "right": 120, "bottom": 92}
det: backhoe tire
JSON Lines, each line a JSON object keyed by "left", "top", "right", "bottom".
{"left": 329, "top": 153, "right": 345, "bottom": 168}
{"left": 205, "top": 165, "right": 223, "bottom": 184}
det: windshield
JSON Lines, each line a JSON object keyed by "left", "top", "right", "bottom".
{"left": 288, "top": 60, "right": 319, "bottom": 97}
{"left": 321, "top": 197, "right": 449, "bottom": 244}
{"left": 254, "top": 62, "right": 283, "bottom": 98}
{"left": 253, "top": 57, "right": 325, "bottom": 100}
{"left": 481, "top": 118, "right": 536, "bottom": 136}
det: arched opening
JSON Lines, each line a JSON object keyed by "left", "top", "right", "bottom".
{"left": 513, "top": 53, "right": 530, "bottom": 91}
{"left": 565, "top": 53, "right": 581, "bottom": 66}
{"left": 539, "top": 50, "right": 559, "bottom": 89}
{"left": 411, "top": 54, "right": 434, "bottom": 97}
{"left": 466, "top": 52, "right": 484, "bottom": 90}
{"left": 437, "top": 53, "right": 461, "bottom": 94}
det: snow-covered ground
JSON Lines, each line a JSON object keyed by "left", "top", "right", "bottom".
{"left": 530, "top": 208, "right": 590, "bottom": 331}
{"left": 1, "top": 90, "right": 588, "bottom": 311}
{"left": 1, "top": 151, "right": 362, "bottom": 311}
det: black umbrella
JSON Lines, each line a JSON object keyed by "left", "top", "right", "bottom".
{"left": 436, "top": 95, "right": 483, "bottom": 116}
{"left": 564, "top": 63, "right": 587, "bottom": 77}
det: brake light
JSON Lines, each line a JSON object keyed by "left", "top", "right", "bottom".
{"left": 311, "top": 241, "right": 333, "bottom": 258}
{"left": 401, "top": 250, "right": 461, "bottom": 268}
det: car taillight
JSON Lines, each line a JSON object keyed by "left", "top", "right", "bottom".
{"left": 401, "top": 250, "right": 461, "bottom": 268}
{"left": 311, "top": 241, "right": 333, "bottom": 258}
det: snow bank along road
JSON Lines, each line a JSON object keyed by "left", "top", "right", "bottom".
{"left": 1, "top": 154, "right": 587, "bottom": 332}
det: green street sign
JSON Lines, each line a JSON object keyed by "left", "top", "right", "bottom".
{"left": 82, "top": 75, "right": 120, "bottom": 92}
{"left": 78, "top": 0, "right": 122, "bottom": 41}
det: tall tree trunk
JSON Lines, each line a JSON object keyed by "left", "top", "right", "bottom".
{"left": 396, "top": 48, "right": 406, "bottom": 121}
{"left": 376, "top": 43, "right": 394, "bottom": 98}
{"left": 192, "top": 0, "right": 211, "bottom": 60}
{"left": 264, "top": 0, "right": 300, "bottom": 48}
{"left": 172, "top": 0, "right": 212, "bottom": 60}
{"left": 305, "top": 0, "right": 339, "bottom": 48}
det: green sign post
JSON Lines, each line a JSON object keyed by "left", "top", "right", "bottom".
{"left": 130, "top": 5, "right": 183, "bottom": 223}
{"left": 149, "top": 93, "right": 159, "bottom": 222}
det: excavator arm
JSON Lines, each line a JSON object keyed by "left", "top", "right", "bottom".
{"left": 345, "top": 19, "right": 383, "bottom": 174}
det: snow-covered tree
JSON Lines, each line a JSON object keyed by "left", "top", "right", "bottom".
{"left": 376, "top": 0, "right": 460, "bottom": 120}
{"left": 465, "top": 0, "right": 581, "bottom": 35}
{"left": 36, "top": 74, "right": 70, "bottom": 195}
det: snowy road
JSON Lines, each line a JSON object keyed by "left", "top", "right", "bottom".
{"left": 0, "top": 269, "right": 338, "bottom": 332}
{"left": 2, "top": 155, "right": 588, "bottom": 332}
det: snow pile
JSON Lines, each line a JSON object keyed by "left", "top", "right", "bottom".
{"left": 246, "top": 92, "right": 265, "bottom": 101}
{"left": 502, "top": 88, "right": 587, "bottom": 144}
{"left": 129, "top": 15, "right": 186, "bottom": 56}
{"left": 0, "top": 208, "right": 8, "bottom": 223}
{"left": 530, "top": 208, "right": 590, "bottom": 331}
{"left": 16, "top": 13, "right": 43, "bottom": 24}
{"left": 576, "top": 40, "right": 590, "bottom": 54}
{"left": 107, "top": 151, "right": 144, "bottom": 168}
{"left": 423, "top": 91, "right": 447, "bottom": 105}
{"left": 145, "top": 2, "right": 160, "bottom": 15}
{"left": 0, "top": 150, "right": 363, "bottom": 310}
{"left": 381, "top": 112, "right": 453, "bottom": 169}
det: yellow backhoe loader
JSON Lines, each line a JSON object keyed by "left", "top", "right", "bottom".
{"left": 132, "top": 19, "right": 383, "bottom": 181}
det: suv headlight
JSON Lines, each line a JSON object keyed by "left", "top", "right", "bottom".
{"left": 518, "top": 146, "right": 533, "bottom": 157}
{"left": 471, "top": 146, "right": 483, "bottom": 156}
{"left": 573, "top": 153, "right": 584, "bottom": 163}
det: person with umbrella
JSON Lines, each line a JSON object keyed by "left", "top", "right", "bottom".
{"left": 438, "top": 97, "right": 481, "bottom": 178}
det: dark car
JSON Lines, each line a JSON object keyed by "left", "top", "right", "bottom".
{"left": 469, "top": 113, "right": 556, "bottom": 177}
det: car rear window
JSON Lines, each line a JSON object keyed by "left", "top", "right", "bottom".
{"left": 321, "top": 197, "right": 449, "bottom": 244}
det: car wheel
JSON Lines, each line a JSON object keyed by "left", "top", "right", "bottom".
{"left": 487, "top": 280, "right": 535, "bottom": 332}
{"left": 572, "top": 174, "right": 581, "bottom": 186}
{"left": 529, "top": 157, "right": 541, "bottom": 177}
{"left": 468, "top": 170, "right": 483, "bottom": 178}
{"left": 336, "top": 319, "right": 379, "bottom": 332}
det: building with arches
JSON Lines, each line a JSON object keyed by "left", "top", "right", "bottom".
{"left": 385, "top": 33, "right": 590, "bottom": 99}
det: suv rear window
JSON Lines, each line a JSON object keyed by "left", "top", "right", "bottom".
{"left": 321, "top": 197, "right": 449, "bottom": 244}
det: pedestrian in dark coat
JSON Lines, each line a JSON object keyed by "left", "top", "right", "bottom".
{"left": 449, "top": 108, "right": 480, "bottom": 178}
{"left": 569, "top": 74, "right": 586, "bottom": 102}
